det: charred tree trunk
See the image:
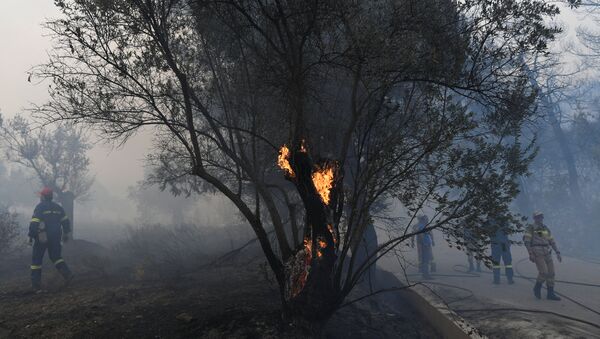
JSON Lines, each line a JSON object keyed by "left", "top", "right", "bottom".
{"left": 279, "top": 146, "right": 341, "bottom": 332}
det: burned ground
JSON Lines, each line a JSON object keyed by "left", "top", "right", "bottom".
{"left": 0, "top": 240, "right": 438, "bottom": 338}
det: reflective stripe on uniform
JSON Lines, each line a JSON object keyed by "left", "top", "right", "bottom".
{"left": 30, "top": 265, "right": 42, "bottom": 270}
{"left": 31, "top": 218, "right": 41, "bottom": 223}
{"left": 505, "top": 265, "right": 513, "bottom": 268}
{"left": 54, "top": 259, "right": 65, "bottom": 266}
{"left": 492, "top": 265, "right": 502, "bottom": 269}
{"left": 61, "top": 215, "right": 69, "bottom": 221}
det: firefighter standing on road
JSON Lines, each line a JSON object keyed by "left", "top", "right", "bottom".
{"left": 488, "top": 218, "right": 514, "bottom": 285}
{"left": 411, "top": 215, "right": 436, "bottom": 279}
{"left": 28, "top": 187, "right": 73, "bottom": 292}
{"left": 523, "top": 211, "right": 562, "bottom": 301}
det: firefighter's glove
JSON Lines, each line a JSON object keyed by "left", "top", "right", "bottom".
{"left": 529, "top": 254, "right": 535, "bottom": 263}
{"left": 556, "top": 252, "right": 562, "bottom": 263}
{"left": 62, "top": 234, "right": 70, "bottom": 243}
{"left": 28, "top": 237, "right": 33, "bottom": 246}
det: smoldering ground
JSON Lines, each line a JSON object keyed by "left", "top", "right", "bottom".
{"left": 0, "top": 193, "right": 438, "bottom": 338}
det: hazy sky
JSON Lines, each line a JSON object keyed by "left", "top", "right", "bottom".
{"left": 0, "top": 0, "right": 150, "bottom": 199}
{"left": 0, "top": 1, "right": 588, "bottom": 202}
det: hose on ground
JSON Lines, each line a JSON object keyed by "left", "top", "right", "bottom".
{"left": 407, "top": 278, "right": 600, "bottom": 332}
{"left": 404, "top": 262, "right": 600, "bottom": 317}
{"left": 513, "top": 258, "right": 600, "bottom": 317}
{"left": 452, "top": 263, "right": 600, "bottom": 288}
{"left": 453, "top": 307, "right": 600, "bottom": 331}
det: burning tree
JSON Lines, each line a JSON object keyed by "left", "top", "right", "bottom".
{"left": 35, "top": 0, "right": 559, "bottom": 332}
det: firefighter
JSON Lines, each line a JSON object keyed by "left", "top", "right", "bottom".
{"left": 28, "top": 187, "right": 73, "bottom": 292}
{"left": 411, "top": 215, "right": 435, "bottom": 279}
{"left": 488, "top": 218, "right": 514, "bottom": 284}
{"left": 523, "top": 211, "right": 562, "bottom": 301}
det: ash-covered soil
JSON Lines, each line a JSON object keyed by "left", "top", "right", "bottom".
{"left": 0, "top": 240, "right": 438, "bottom": 338}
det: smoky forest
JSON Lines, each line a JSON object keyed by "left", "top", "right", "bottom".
{"left": 1, "top": 0, "right": 600, "bottom": 338}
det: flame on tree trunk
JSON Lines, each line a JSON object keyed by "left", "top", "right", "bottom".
{"left": 278, "top": 143, "right": 341, "bottom": 323}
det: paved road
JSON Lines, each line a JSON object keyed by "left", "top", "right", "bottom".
{"left": 378, "top": 232, "right": 600, "bottom": 338}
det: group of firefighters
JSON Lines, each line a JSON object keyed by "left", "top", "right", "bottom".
{"left": 25, "top": 186, "right": 562, "bottom": 302}
{"left": 412, "top": 211, "right": 563, "bottom": 301}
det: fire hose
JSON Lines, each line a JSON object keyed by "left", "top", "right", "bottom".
{"left": 388, "top": 246, "right": 600, "bottom": 329}
{"left": 396, "top": 273, "right": 600, "bottom": 332}
{"left": 512, "top": 258, "right": 600, "bottom": 317}
{"left": 399, "top": 270, "right": 600, "bottom": 332}
{"left": 449, "top": 261, "right": 600, "bottom": 317}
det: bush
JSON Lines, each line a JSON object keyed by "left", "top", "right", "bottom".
{"left": 0, "top": 207, "right": 20, "bottom": 255}
{"left": 116, "top": 222, "right": 256, "bottom": 281}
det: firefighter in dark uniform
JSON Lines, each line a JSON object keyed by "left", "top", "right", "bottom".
{"left": 488, "top": 218, "right": 514, "bottom": 284}
{"left": 28, "top": 187, "right": 73, "bottom": 292}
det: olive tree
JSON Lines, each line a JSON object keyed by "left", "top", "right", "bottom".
{"left": 0, "top": 115, "right": 93, "bottom": 235}
{"left": 35, "top": 0, "right": 559, "bottom": 332}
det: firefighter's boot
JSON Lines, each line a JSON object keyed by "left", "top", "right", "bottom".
{"left": 56, "top": 261, "right": 73, "bottom": 286}
{"left": 547, "top": 287, "right": 561, "bottom": 301}
{"left": 493, "top": 268, "right": 500, "bottom": 284}
{"left": 533, "top": 282, "right": 542, "bottom": 299}
{"left": 31, "top": 267, "right": 42, "bottom": 292}
{"left": 506, "top": 267, "right": 515, "bottom": 285}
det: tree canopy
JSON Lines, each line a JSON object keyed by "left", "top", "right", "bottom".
{"left": 35, "top": 0, "right": 560, "bottom": 328}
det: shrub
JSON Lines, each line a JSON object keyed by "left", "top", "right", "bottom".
{"left": 0, "top": 207, "right": 20, "bottom": 255}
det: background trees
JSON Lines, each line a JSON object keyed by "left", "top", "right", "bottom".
{"left": 34, "top": 0, "right": 559, "bottom": 330}
{"left": 0, "top": 115, "right": 93, "bottom": 236}
{"left": 0, "top": 206, "right": 20, "bottom": 256}
{"left": 507, "top": 1, "right": 600, "bottom": 257}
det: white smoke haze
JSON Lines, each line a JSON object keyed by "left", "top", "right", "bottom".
{"left": 1, "top": 2, "right": 600, "bottom": 338}
{"left": 0, "top": 0, "right": 598, "bottom": 262}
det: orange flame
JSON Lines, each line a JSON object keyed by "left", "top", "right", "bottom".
{"left": 289, "top": 237, "right": 313, "bottom": 297}
{"left": 327, "top": 224, "right": 337, "bottom": 244}
{"left": 312, "top": 163, "right": 336, "bottom": 205}
{"left": 300, "top": 139, "right": 307, "bottom": 153}
{"left": 304, "top": 238, "right": 313, "bottom": 255}
{"left": 278, "top": 145, "right": 295, "bottom": 178}
{"left": 318, "top": 239, "right": 327, "bottom": 249}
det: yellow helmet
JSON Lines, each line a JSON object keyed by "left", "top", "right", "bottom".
{"left": 533, "top": 211, "right": 544, "bottom": 218}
